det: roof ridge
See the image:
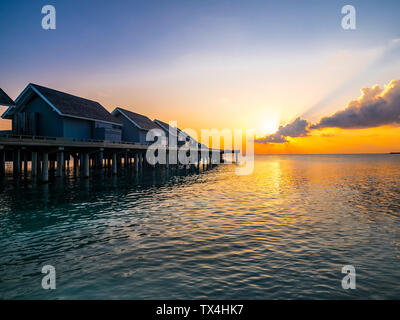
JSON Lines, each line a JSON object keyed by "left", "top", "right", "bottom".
{"left": 25, "top": 83, "right": 122, "bottom": 125}
{"left": 114, "top": 107, "right": 160, "bottom": 131}
{"left": 30, "top": 83, "right": 102, "bottom": 105}
{"left": 116, "top": 107, "right": 151, "bottom": 118}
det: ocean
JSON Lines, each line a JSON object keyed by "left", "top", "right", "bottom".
{"left": 1, "top": 154, "right": 400, "bottom": 299}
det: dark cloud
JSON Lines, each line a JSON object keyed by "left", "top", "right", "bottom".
{"left": 255, "top": 117, "right": 310, "bottom": 144}
{"left": 311, "top": 79, "right": 400, "bottom": 130}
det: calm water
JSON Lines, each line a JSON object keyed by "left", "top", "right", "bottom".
{"left": 1, "top": 154, "right": 400, "bottom": 299}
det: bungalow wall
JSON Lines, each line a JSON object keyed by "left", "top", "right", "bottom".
{"left": 15, "top": 95, "right": 63, "bottom": 137}
{"left": 63, "top": 118, "right": 92, "bottom": 140}
{"left": 14, "top": 95, "right": 121, "bottom": 142}
{"left": 94, "top": 121, "right": 122, "bottom": 142}
{"left": 113, "top": 113, "right": 146, "bottom": 143}
{"left": 138, "top": 130, "right": 148, "bottom": 143}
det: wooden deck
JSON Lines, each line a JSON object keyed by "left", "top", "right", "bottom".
{"left": 0, "top": 135, "right": 239, "bottom": 182}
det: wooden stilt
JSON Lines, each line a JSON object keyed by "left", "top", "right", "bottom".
{"left": 112, "top": 153, "right": 117, "bottom": 175}
{"left": 134, "top": 153, "right": 139, "bottom": 172}
{"left": 32, "top": 152, "right": 38, "bottom": 176}
{"left": 23, "top": 151, "right": 28, "bottom": 175}
{"left": 14, "top": 149, "right": 21, "bottom": 175}
{"left": 84, "top": 153, "right": 90, "bottom": 178}
{"left": 42, "top": 153, "right": 49, "bottom": 182}
{"left": 0, "top": 150, "right": 5, "bottom": 175}
{"left": 56, "top": 151, "right": 64, "bottom": 177}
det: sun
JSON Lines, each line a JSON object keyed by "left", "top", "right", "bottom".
{"left": 262, "top": 119, "right": 280, "bottom": 135}
{"left": 256, "top": 112, "right": 280, "bottom": 137}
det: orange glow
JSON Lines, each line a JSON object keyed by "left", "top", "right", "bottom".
{"left": 255, "top": 126, "right": 400, "bottom": 154}
{"left": 2, "top": 111, "right": 400, "bottom": 154}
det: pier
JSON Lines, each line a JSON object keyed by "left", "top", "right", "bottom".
{"left": 0, "top": 135, "right": 239, "bottom": 182}
{"left": 0, "top": 83, "right": 240, "bottom": 183}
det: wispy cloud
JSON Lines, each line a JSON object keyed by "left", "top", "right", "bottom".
{"left": 302, "top": 39, "right": 400, "bottom": 120}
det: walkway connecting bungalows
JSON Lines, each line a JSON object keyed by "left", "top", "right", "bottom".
{"left": 0, "top": 84, "right": 239, "bottom": 182}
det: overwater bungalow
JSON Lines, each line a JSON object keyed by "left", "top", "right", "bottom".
{"left": 153, "top": 119, "right": 188, "bottom": 147}
{"left": 0, "top": 88, "right": 15, "bottom": 135}
{"left": 0, "top": 84, "right": 236, "bottom": 181}
{"left": 112, "top": 107, "right": 165, "bottom": 144}
{"left": 1, "top": 84, "right": 122, "bottom": 142}
{"left": 154, "top": 119, "right": 207, "bottom": 150}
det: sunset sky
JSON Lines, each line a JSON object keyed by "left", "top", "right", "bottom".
{"left": 1, "top": 0, "right": 400, "bottom": 153}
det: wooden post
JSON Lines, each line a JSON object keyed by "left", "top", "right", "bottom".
{"left": 42, "top": 153, "right": 49, "bottom": 182}
{"left": 0, "top": 150, "right": 5, "bottom": 175}
{"left": 37, "top": 153, "right": 42, "bottom": 177}
{"left": 134, "top": 153, "right": 139, "bottom": 172}
{"left": 235, "top": 152, "right": 239, "bottom": 164}
{"left": 56, "top": 151, "right": 64, "bottom": 177}
{"left": 112, "top": 153, "right": 117, "bottom": 175}
{"left": 23, "top": 151, "right": 28, "bottom": 175}
{"left": 60, "top": 151, "right": 64, "bottom": 174}
{"left": 73, "top": 155, "right": 79, "bottom": 171}
{"left": 140, "top": 153, "right": 144, "bottom": 169}
{"left": 84, "top": 153, "right": 90, "bottom": 178}
{"left": 32, "top": 152, "right": 38, "bottom": 176}
{"left": 14, "top": 149, "right": 21, "bottom": 175}
{"left": 56, "top": 153, "right": 60, "bottom": 176}
{"left": 80, "top": 153, "right": 84, "bottom": 171}
{"left": 118, "top": 154, "right": 122, "bottom": 168}
{"left": 99, "top": 151, "right": 104, "bottom": 171}
{"left": 65, "top": 155, "right": 69, "bottom": 171}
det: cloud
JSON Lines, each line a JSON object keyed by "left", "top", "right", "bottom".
{"left": 310, "top": 79, "right": 400, "bottom": 130}
{"left": 256, "top": 78, "right": 400, "bottom": 145}
{"left": 255, "top": 117, "right": 310, "bottom": 144}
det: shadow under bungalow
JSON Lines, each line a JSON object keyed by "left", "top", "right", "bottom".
{"left": 0, "top": 84, "right": 234, "bottom": 182}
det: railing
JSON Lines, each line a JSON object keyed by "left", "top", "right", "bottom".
{"left": 0, "top": 135, "right": 226, "bottom": 151}
{"left": 0, "top": 134, "right": 152, "bottom": 146}
{"left": 0, "top": 134, "right": 58, "bottom": 141}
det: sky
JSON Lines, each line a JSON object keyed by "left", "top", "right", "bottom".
{"left": 1, "top": 0, "right": 400, "bottom": 153}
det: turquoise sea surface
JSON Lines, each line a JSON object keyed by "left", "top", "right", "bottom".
{"left": 1, "top": 154, "right": 400, "bottom": 299}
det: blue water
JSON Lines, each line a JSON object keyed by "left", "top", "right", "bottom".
{"left": 1, "top": 154, "right": 400, "bottom": 299}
